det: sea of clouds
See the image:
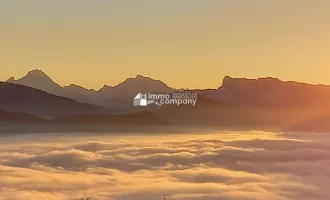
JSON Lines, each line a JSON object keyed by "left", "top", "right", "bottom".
{"left": 0, "top": 130, "right": 329, "bottom": 200}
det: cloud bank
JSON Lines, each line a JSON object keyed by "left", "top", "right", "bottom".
{"left": 0, "top": 131, "right": 329, "bottom": 200}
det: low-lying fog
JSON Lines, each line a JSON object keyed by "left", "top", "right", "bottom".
{"left": 0, "top": 130, "right": 329, "bottom": 200}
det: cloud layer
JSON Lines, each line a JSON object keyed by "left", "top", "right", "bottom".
{"left": 0, "top": 131, "right": 329, "bottom": 200}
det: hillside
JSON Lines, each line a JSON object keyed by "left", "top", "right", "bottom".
{"left": 0, "top": 82, "right": 110, "bottom": 119}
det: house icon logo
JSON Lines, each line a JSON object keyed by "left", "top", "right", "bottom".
{"left": 133, "top": 93, "right": 154, "bottom": 106}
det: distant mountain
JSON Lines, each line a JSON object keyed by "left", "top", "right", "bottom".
{"left": 62, "top": 84, "right": 99, "bottom": 106}
{"left": 96, "top": 75, "right": 174, "bottom": 109}
{"left": 0, "top": 82, "right": 111, "bottom": 119}
{"left": 153, "top": 93, "right": 330, "bottom": 131}
{"left": 201, "top": 76, "right": 330, "bottom": 109}
{"left": 0, "top": 109, "right": 169, "bottom": 133}
{"left": 187, "top": 76, "right": 330, "bottom": 128}
{"left": 7, "top": 70, "right": 174, "bottom": 110}
{"left": 153, "top": 95, "right": 235, "bottom": 126}
{"left": 0, "top": 109, "right": 45, "bottom": 123}
{"left": 7, "top": 69, "right": 63, "bottom": 96}
{"left": 6, "top": 69, "right": 330, "bottom": 133}
{"left": 52, "top": 110, "right": 168, "bottom": 125}
{"left": 9, "top": 70, "right": 330, "bottom": 112}
{"left": 7, "top": 69, "right": 100, "bottom": 105}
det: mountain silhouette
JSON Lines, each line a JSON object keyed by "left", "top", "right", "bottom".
{"left": 156, "top": 94, "right": 271, "bottom": 129}
{"left": 7, "top": 69, "right": 100, "bottom": 105}
{"left": 0, "top": 109, "right": 45, "bottom": 123}
{"left": 201, "top": 76, "right": 330, "bottom": 109}
{"left": 153, "top": 95, "right": 233, "bottom": 126}
{"left": 0, "top": 109, "right": 169, "bottom": 133}
{"left": 7, "top": 69, "right": 63, "bottom": 96}
{"left": 153, "top": 92, "right": 330, "bottom": 131}
{"left": 62, "top": 84, "right": 100, "bottom": 106}
{"left": 6, "top": 70, "right": 330, "bottom": 132}
{"left": 7, "top": 70, "right": 174, "bottom": 110}
{"left": 10, "top": 70, "right": 330, "bottom": 112}
{"left": 96, "top": 75, "right": 174, "bottom": 109}
{"left": 52, "top": 110, "right": 168, "bottom": 125}
{"left": 0, "top": 82, "right": 111, "bottom": 119}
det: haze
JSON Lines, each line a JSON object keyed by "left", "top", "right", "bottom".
{"left": 1, "top": 0, "right": 330, "bottom": 89}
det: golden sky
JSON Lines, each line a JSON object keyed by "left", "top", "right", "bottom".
{"left": 1, "top": 0, "right": 330, "bottom": 89}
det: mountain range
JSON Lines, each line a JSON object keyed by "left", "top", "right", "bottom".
{"left": 8, "top": 69, "right": 330, "bottom": 111}
{"left": 0, "top": 82, "right": 112, "bottom": 119}
{"left": 3, "top": 69, "right": 330, "bottom": 133}
{"left": 7, "top": 69, "right": 174, "bottom": 110}
{"left": 0, "top": 108, "right": 168, "bottom": 133}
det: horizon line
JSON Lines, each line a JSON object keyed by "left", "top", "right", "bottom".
{"left": 3, "top": 69, "right": 330, "bottom": 91}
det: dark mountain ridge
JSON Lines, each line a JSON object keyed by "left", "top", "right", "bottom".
{"left": 52, "top": 110, "right": 168, "bottom": 125}
{"left": 0, "top": 108, "right": 169, "bottom": 133}
{"left": 7, "top": 70, "right": 174, "bottom": 109}
{"left": 7, "top": 69, "right": 63, "bottom": 96}
{"left": 0, "top": 82, "right": 111, "bottom": 119}
{"left": 5, "top": 70, "right": 330, "bottom": 133}
{"left": 0, "top": 109, "right": 45, "bottom": 123}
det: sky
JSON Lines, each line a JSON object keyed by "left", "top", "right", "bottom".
{"left": 1, "top": 0, "right": 330, "bottom": 90}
